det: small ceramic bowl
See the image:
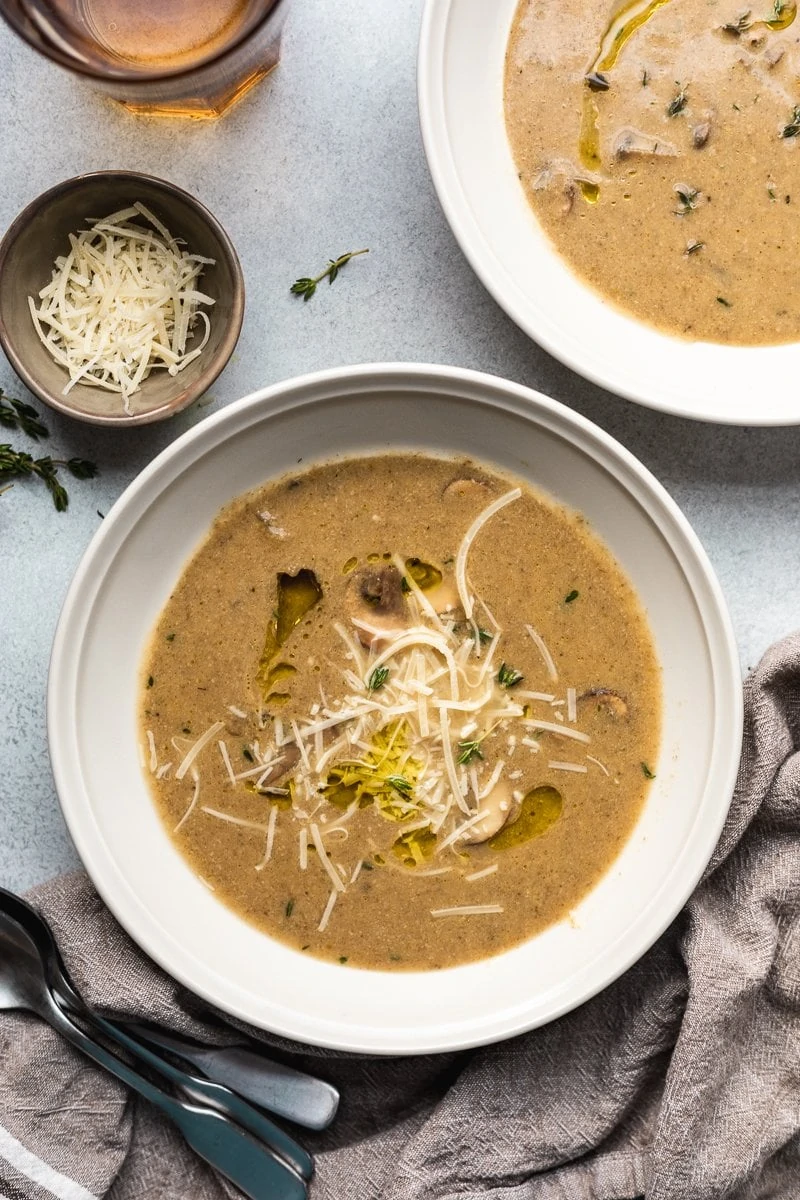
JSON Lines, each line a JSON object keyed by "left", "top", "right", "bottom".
{"left": 0, "top": 171, "right": 244, "bottom": 426}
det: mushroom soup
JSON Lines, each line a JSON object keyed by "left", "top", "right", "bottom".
{"left": 140, "top": 455, "right": 661, "bottom": 970}
{"left": 505, "top": 0, "right": 800, "bottom": 345}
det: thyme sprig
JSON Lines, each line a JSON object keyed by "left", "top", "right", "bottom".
{"left": 457, "top": 739, "right": 484, "bottom": 766}
{"left": 497, "top": 662, "right": 524, "bottom": 688}
{"left": 667, "top": 83, "right": 689, "bottom": 117}
{"left": 290, "top": 249, "right": 369, "bottom": 301}
{"left": 780, "top": 105, "right": 800, "bottom": 138}
{"left": 368, "top": 666, "right": 390, "bottom": 692}
{"left": 0, "top": 445, "right": 97, "bottom": 512}
{"left": 674, "top": 184, "right": 701, "bottom": 215}
{"left": 0, "top": 392, "right": 49, "bottom": 440}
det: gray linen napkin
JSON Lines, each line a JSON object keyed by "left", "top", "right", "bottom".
{"left": 2, "top": 633, "right": 800, "bottom": 1200}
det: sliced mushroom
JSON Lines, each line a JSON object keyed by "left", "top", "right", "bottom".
{"left": 345, "top": 564, "right": 409, "bottom": 648}
{"left": 462, "top": 780, "right": 521, "bottom": 845}
{"left": 692, "top": 121, "right": 711, "bottom": 149}
{"left": 613, "top": 127, "right": 677, "bottom": 160}
{"left": 442, "top": 476, "right": 491, "bottom": 501}
{"left": 257, "top": 742, "right": 301, "bottom": 787}
{"left": 577, "top": 687, "right": 629, "bottom": 719}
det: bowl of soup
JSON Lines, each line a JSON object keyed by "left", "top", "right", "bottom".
{"left": 419, "top": 0, "right": 800, "bottom": 424}
{"left": 47, "top": 363, "right": 742, "bottom": 1053}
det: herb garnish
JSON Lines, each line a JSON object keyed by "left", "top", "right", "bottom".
{"left": 368, "top": 666, "right": 390, "bottom": 692}
{"left": 470, "top": 626, "right": 493, "bottom": 645}
{"left": 285, "top": 899, "right": 295, "bottom": 917}
{"left": 781, "top": 105, "right": 800, "bottom": 138}
{"left": 147, "top": 675, "right": 154, "bottom": 688}
{"left": 339, "top": 956, "right": 348, "bottom": 964}
{"left": 565, "top": 589, "right": 580, "bottom": 603}
{"left": 400, "top": 576, "right": 411, "bottom": 593}
{"left": 457, "top": 739, "right": 484, "bottom": 766}
{"left": 0, "top": 444, "right": 97, "bottom": 512}
{"left": 667, "top": 83, "right": 689, "bottom": 117}
{"left": 641, "top": 68, "right": 649, "bottom": 87}
{"left": 242, "top": 746, "right": 255, "bottom": 763}
{"left": 385, "top": 774, "right": 412, "bottom": 795}
{"left": 642, "top": 762, "right": 656, "bottom": 779}
{"left": 497, "top": 662, "right": 524, "bottom": 688}
{"left": 0, "top": 392, "right": 48, "bottom": 440}
{"left": 717, "top": 296, "right": 733, "bottom": 307}
{"left": 673, "top": 184, "right": 700, "bottom": 215}
{"left": 290, "top": 249, "right": 369, "bottom": 301}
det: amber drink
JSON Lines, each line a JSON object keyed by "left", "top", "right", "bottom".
{"left": 0, "top": 0, "right": 288, "bottom": 117}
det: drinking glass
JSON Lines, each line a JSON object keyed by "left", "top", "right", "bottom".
{"left": 0, "top": 0, "right": 289, "bottom": 118}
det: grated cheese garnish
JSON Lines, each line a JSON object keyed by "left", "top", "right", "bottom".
{"left": 29, "top": 203, "right": 215, "bottom": 414}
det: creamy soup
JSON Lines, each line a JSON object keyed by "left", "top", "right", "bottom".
{"left": 505, "top": 0, "right": 800, "bottom": 345}
{"left": 140, "top": 455, "right": 660, "bottom": 970}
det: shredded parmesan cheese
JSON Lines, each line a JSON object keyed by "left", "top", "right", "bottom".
{"left": 455, "top": 488, "right": 522, "bottom": 619}
{"left": 431, "top": 905, "right": 504, "bottom": 917}
{"left": 29, "top": 203, "right": 215, "bottom": 413}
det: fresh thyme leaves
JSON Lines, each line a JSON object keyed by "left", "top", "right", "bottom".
{"left": 0, "top": 394, "right": 97, "bottom": 511}
{"left": 641, "top": 68, "right": 649, "bottom": 87}
{"left": 673, "top": 184, "right": 700, "bottom": 215}
{"left": 290, "top": 249, "right": 369, "bottom": 301}
{"left": 565, "top": 589, "right": 580, "bottom": 604}
{"left": 497, "top": 662, "right": 524, "bottom": 688}
{"left": 0, "top": 445, "right": 97, "bottom": 512}
{"left": 400, "top": 576, "right": 411, "bottom": 593}
{"left": 473, "top": 626, "right": 493, "bottom": 644}
{"left": 368, "top": 666, "right": 390, "bottom": 692}
{"left": 667, "top": 83, "right": 689, "bottom": 117}
{"left": 0, "top": 392, "right": 48, "bottom": 440}
{"left": 781, "top": 105, "right": 800, "bottom": 138}
{"left": 642, "top": 762, "right": 656, "bottom": 779}
{"left": 457, "top": 739, "right": 484, "bottom": 766}
{"left": 722, "top": 10, "right": 752, "bottom": 33}
{"left": 147, "top": 675, "right": 154, "bottom": 688}
{"left": 385, "top": 774, "right": 412, "bottom": 795}
{"left": 685, "top": 239, "right": 705, "bottom": 254}
{"left": 242, "top": 746, "right": 255, "bottom": 763}
{"left": 585, "top": 71, "right": 610, "bottom": 91}
{"left": 717, "top": 295, "right": 733, "bottom": 306}
{"left": 285, "top": 899, "right": 295, "bottom": 918}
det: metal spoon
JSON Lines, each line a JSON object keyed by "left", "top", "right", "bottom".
{"left": 119, "top": 1021, "right": 339, "bottom": 1131}
{"left": 0, "top": 890, "right": 313, "bottom": 1181}
{"left": 0, "top": 912, "right": 307, "bottom": 1200}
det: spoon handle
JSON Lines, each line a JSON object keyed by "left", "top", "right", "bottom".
{"left": 40, "top": 995, "right": 306, "bottom": 1200}
{"left": 75, "top": 1006, "right": 313, "bottom": 1181}
{"left": 121, "top": 1023, "right": 339, "bottom": 1131}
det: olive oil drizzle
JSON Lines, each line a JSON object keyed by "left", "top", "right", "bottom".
{"left": 577, "top": 0, "right": 796, "bottom": 202}
{"left": 578, "top": 0, "right": 675, "bottom": 201}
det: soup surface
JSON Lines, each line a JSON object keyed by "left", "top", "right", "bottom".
{"left": 505, "top": 0, "right": 800, "bottom": 345}
{"left": 140, "top": 455, "right": 660, "bottom": 970}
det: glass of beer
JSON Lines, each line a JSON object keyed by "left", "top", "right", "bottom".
{"left": 0, "top": 0, "right": 289, "bottom": 118}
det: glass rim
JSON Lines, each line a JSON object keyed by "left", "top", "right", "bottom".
{"left": 0, "top": 0, "right": 286, "bottom": 84}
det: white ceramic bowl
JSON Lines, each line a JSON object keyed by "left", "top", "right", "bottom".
{"left": 418, "top": 0, "right": 800, "bottom": 425}
{"left": 48, "top": 364, "right": 742, "bottom": 1054}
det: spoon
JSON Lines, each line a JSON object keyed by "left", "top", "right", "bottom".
{"left": 119, "top": 1021, "right": 339, "bottom": 1131}
{"left": 0, "top": 892, "right": 312, "bottom": 1180}
{"left": 0, "top": 911, "right": 307, "bottom": 1200}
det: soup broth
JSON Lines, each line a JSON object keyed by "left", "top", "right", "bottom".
{"left": 505, "top": 0, "right": 800, "bottom": 345}
{"left": 140, "top": 455, "right": 660, "bottom": 970}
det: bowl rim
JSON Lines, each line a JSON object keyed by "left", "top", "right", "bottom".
{"left": 417, "top": 0, "right": 800, "bottom": 427}
{"left": 47, "top": 362, "right": 743, "bottom": 1053}
{"left": 0, "top": 170, "right": 245, "bottom": 427}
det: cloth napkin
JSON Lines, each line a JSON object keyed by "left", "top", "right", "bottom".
{"left": 3, "top": 634, "right": 800, "bottom": 1200}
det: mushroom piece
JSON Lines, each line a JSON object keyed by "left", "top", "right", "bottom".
{"left": 577, "top": 687, "right": 629, "bottom": 719}
{"left": 345, "top": 564, "right": 409, "bottom": 649}
{"left": 442, "top": 476, "right": 491, "bottom": 501}
{"left": 613, "top": 127, "right": 677, "bottom": 160}
{"left": 256, "top": 742, "right": 301, "bottom": 788}
{"left": 462, "top": 780, "right": 521, "bottom": 845}
{"left": 692, "top": 121, "right": 711, "bottom": 149}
